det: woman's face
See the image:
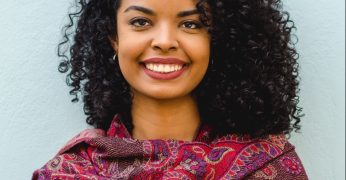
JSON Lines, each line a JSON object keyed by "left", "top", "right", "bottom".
{"left": 113, "top": 0, "right": 210, "bottom": 100}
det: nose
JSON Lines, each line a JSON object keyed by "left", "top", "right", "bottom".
{"left": 151, "top": 23, "right": 179, "bottom": 52}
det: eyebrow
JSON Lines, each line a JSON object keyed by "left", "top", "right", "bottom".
{"left": 124, "top": 6, "right": 155, "bottom": 15}
{"left": 177, "top": 9, "right": 199, "bottom": 17}
{"left": 124, "top": 6, "right": 199, "bottom": 17}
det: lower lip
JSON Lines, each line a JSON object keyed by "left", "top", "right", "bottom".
{"left": 142, "top": 64, "right": 188, "bottom": 80}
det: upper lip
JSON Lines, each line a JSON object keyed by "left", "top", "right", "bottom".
{"left": 141, "top": 57, "right": 187, "bottom": 65}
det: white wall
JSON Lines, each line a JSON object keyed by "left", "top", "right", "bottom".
{"left": 0, "top": 0, "right": 344, "bottom": 179}
{"left": 286, "top": 0, "right": 345, "bottom": 179}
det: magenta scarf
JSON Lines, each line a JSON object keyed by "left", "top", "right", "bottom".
{"left": 33, "top": 115, "right": 307, "bottom": 179}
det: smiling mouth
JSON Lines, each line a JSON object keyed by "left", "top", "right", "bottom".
{"left": 140, "top": 62, "right": 189, "bottom": 80}
{"left": 140, "top": 57, "right": 189, "bottom": 80}
{"left": 143, "top": 63, "right": 185, "bottom": 73}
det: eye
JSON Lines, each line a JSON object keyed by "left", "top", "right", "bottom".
{"left": 129, "top": 18, "right": 151, "bottom": 28}
{"left": 181, "top": 21, "right": 203, "bottom": 29}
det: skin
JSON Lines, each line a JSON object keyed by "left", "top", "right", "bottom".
{"left": 111, "top": 0, "right": 210, "bottom": 141}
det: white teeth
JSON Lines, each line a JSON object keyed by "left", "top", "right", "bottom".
{"left": 164, "top": 65, "right": 170, "bottom": 72}
{"left": 145, "top": 63, "right": 183, "bottom": 73}
{"left": 154, "top": 64, "right": 159, "bottom": 71}
{"left": 158, "top": 64, "right": 164, "bottom": 72}
{"left": 175, "top": 65, "right": 179, "bottom": 71}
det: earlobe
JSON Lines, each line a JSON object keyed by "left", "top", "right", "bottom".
{"left": 108, "top": 36, "right": 119, "bottom": 51}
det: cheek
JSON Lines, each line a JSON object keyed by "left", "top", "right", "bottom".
{"left": 117, "top": 34, "right": 145, "bottom": 61}
{"left": 116, "top": 30, "right": 148, "bottom": 79}
{"left": 192, "top": 37, "right": 210, "bottom": 85}
{"left": 184, "top": 35, "right": 210, "bottom": 69}
{"left": 178, "top": 37, "right": 210, "bottom": 93}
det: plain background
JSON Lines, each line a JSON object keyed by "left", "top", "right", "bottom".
{"left": 0, "top": 0, "right": 344, "bottom": 179}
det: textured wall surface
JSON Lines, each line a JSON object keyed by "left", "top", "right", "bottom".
{"left": 0, "top": 0, "right": 344, "bottom": 179}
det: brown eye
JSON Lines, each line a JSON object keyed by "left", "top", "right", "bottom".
{"left": 181, "top": 21, "right": 202, "bottom": 29}
{"left": 129, "top": 18, "right": 151, "bottom": 28}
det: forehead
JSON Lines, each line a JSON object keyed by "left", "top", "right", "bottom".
{"left": 118, "top": 0, "right": 199, "bottom": 13}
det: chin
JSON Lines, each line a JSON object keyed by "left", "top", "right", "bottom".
{"left": 148, "top": 91, "right": 189, "bottom": 100}
{"left": 130, "top": 81, "right": 199, "bottom": 100}
{"left": 134, "top": 87, "right": 191, "bottom": 100}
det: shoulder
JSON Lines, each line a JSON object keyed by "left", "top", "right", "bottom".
{"left": 246, "top": 148, "right": 308, "bottom": 180}
{"left": 32, "top": 129, "right": 106, "bottom": 180}
{"left": 57, "top": 128, "right": 105, "bottom": 155}
{"left": 245, "top": 135, "right": 309, "bottom": 180}
{"left": 212, "top": 134, "right": 308, "bottom": 179}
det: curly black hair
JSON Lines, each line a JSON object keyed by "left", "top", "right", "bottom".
{"left": 58, "top": 0, "right": 303, "bottom": 139}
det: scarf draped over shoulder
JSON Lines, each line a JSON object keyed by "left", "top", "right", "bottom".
{"left": 33, "top": 115, "right": 308, "bottom": 179}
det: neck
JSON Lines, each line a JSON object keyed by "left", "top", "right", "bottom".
{"left": 131, "top": 93, "right": 201, "bottom": 141}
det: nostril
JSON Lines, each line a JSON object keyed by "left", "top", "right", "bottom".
{"left": 151, "top": 40, "right": 179, "bottom": 52}
{"left": 153, "top": 45, "right": 161, "bottom": 50}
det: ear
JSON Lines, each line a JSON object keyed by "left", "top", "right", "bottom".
{"left": 108, "top": 36, "right": 118, "bottom": 52}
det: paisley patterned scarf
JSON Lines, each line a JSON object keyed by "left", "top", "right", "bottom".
{"left": 33, "top": 115, "right": 308, "bottom": 179}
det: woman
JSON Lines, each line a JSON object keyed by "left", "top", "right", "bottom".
{"left": 33, "top": 0, "right": 308, "bottom": 179}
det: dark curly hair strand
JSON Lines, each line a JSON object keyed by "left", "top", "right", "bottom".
{"left": 58, "top": 0, "right": 303, "bottom": 139}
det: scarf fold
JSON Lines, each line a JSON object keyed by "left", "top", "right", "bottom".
{"left": 33, "top": 115, "right": 308, "bottom": 179}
